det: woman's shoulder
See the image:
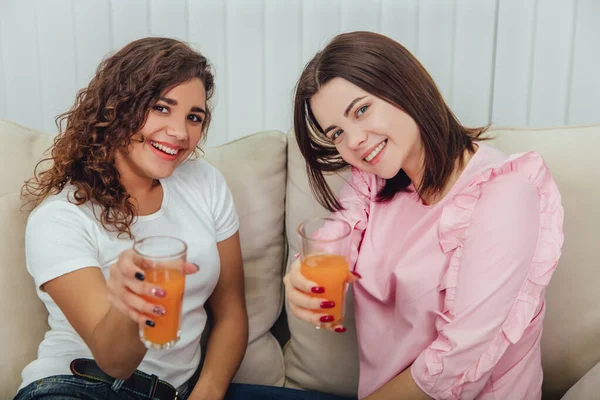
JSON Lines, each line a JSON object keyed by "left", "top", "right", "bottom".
{"left": 440, "top": 143, "right": 563, "bottom": 248}
{"left": 463, "top": 142, "right": 558, "bottom": 198}
{"left": 30, "top": 185, "right": 87, "bottom": 219}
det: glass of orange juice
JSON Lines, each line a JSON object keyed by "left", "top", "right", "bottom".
{"left": 298, "top": 217, "right": 352, "bottom": 328}
{"left": 133, "top": 236, "right": 187, "bottom": 349}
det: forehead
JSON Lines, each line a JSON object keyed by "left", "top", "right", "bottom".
{"left": 310, "top": 78, "right": 367, "bottom": 121}
{"left": 163, "top": 78, "right": 207, "bottom": 105}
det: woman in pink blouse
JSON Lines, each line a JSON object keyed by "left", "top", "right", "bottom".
{"left": 284, "top": 31, "right": 564, "bottom": 400}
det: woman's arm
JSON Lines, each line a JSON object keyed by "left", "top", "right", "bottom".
{"left": 364, "top": 368, "right": 431, "bottom": 400}
{"left": 190, "top": 232, "right": 248, "bottom": 400}
{"left": 409, "top": 162, "right": 563, "bottom": 399}
{"left": 43, "top": 263, "right": 148, "bottom": 379}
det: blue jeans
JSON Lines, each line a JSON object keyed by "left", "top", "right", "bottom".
{"left": 224, "top": 383, "right": 356, "bottom": 400}
{"left": 14, "top": 376, "right": 355, "bottom": 400}
{"left": 13, "top": 375, "right": 192, "bottom": 400}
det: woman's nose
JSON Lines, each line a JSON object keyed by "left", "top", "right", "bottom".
{"left": 346, "top": 128, "right": 367, "bottom": 150}
{"left": 165, "top": 119, "right": 188, "bottom": 141}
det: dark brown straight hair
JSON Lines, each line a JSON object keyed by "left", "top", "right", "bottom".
{"left": 22, "top": 37, "right": 215, "bottom": 238}
{"left": 293, "top": 31, "right": 486, "bottom": 212}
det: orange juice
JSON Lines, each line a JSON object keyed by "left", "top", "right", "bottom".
{"left": 301, "top": 254, "right": 348, "bottom": 324}
{"left": 141, "top": 267, "right": 185, "bottom": 348}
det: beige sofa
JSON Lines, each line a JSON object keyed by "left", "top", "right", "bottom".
{"left": 1, "top": 118, "right": 599, "bottom": 400}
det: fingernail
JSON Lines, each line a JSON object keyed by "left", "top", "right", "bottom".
{"left": 151, "top": 287, "right": 166, "bottom": 298}
{"left": 335, "top": 327, "right": 347, "bottom": 333}
{"left": 294, "top": 252, "right": 300, "bottom": 260}
{"left": 134, "top": 272, "right": 145, "bottom": 281}
{"left": 311, "top": 287, "right": 325, "bottom": 294}
{"left": 351, "top": 271, "right": 362, "bottom": 279}
{"left": 145, "top": 320, "right": 155, "bottom": 327}
{"left": 320, "top": 301, "right": 335, "bottom": 309}
{"left": 320, "top": 315, "right": 334, "bottom": 323}
{"left": 153, "top": 306, "right": 166, "bottom": 316}
{"left": 188, "top": 262, "right": 199, "bottom": 271}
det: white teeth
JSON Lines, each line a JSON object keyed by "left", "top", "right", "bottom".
{"left": 364, "top": 140, "right": 387, "bottom": 162}
{"left": 151, "top": 141, "right": 179, "bottom": 155}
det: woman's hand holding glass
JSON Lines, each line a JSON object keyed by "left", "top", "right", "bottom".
{"left": 106, "top": 245, "right": 198, "bottom": 330}
{"left": 284, "top": 217, "right": 360, "bottom": 333}
{"left": 284, "top": 258, "right": 359, "bottom": 333}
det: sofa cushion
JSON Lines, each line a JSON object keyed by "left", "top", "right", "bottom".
{"left": 0, "top": 119, "right": 55, "bottom": 197}
{"left": 284, "top": 129, "right": 359, "bottom": 397}
{"left": 204, "top": 131, "right": 288, "bottom": 386}
{"left": 561, "top": 361, "right": 600, "bottom": 400}
{"left": 487, "top": 125, "right": 600, "bottom": 398}
{"left": 0, "top": 192, "right": 49, "bottom": 397}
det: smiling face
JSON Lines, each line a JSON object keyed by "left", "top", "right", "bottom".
{"left": 115, "top": 78, "right": 207, "bottom": 183}
{"left": 310, "top": 77, "right": 424, "bottom": 181}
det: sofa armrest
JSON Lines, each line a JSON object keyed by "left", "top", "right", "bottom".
{"left": 561, "top": 361, "right": 600, "bottom": 400}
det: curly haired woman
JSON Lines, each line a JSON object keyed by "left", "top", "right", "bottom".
{"left": 14, "top": 37, "right": 248, "bottom": 400}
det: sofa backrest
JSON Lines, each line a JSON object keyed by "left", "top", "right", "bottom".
{"left": 284, "top": 124, "right": 600, "bottom": 399}
{"left": 0, "top": 118, "right": 289, "bottom": 397}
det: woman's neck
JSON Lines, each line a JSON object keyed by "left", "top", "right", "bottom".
{"left": 411, "top": 146, "right": 477, "bottom": 206}
{"left": 120, "top": 173, "right": 163, "bottom": 216}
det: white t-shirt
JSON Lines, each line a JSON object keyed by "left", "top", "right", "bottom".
{"left": 20, "top": 159, "right": 239, "bottom": 390}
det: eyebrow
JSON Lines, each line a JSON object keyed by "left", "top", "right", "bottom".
{"left": 322, "top": 96, "right": 367, "bottom": 135}
{"left": 159, "top": 96, "right": 206, "bottom": 114}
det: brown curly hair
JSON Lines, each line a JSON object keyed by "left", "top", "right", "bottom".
{"left": 22, "top": 37, "right": 215, "bottom": 238}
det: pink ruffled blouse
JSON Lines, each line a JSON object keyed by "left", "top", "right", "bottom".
{"left": 329, "top": 143, "right": 564, "bottom": 399}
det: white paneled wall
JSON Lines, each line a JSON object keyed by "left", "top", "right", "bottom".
{"left": 0, "top": 0, "right": 598, "bottom": 146}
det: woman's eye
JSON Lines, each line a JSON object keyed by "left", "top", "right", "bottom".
{"left": 188, "top": 114, "right": 203, "bottom": 123}
{"left": 356, "top": 105, "right": 369, "bottom": 117}
{"left": 153, "top": 105, "right": 168, "bottom": 113}
{"left": 331, "top": 129, "right": 343, "bottom": 141}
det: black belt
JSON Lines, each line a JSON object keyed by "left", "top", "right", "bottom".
{"left": 70, "top": 358, "right": 179, "bottom": 400}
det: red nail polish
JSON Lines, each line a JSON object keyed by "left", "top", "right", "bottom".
{"left": 335, "top": 327, "right": 347, "bottom": 333}
{"left": 320, "top": 315, "right": 334, "bottom": 323}
{"left": 352, "top": 271, "right": 362, "bottom": 279}
{"left": 311, "top": 287, "right": 325, "bottom": 294}
{"left": 151, "top": 287, "right": 166, "bottom": 298}
{"left": 320, "top": 301, "right": 335, "bottom": 309}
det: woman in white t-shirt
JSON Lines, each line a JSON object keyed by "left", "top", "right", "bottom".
{"left": 14, "top": 37, "right": 249, "bottom": 400}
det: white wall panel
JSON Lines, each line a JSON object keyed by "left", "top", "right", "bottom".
{"left": 380, "top": 0, "right": 419, "bottom": 54}
{"left": 301, "top": 0, "right": 341, "bottom": 63}
{"left": 35, "top": 0, "right": 77, "bottom": 133}
{"left": 0, "top": 14, "right": 6, "bottom": 120}
{"left": 568, "top": 0, "right": 600, "bottom": 125}
{"left": 111, "top": 0, "right": 149, "bottom": 50}
{"left": 340, "top": 0, "right": 381, "bottom": 33}
{"left": 1, "top": 0, "right": 599, "bottom": 144}
{"left": 529, "top": 0, "right": 576, "bottom": 126}
{"left": 492, "top": 0, "right": 536, "bottom": 126}
{"left": 149, "top": 0, "right": 187, "bottom": 40}
{"left": 226, "top": 0, "right": 265, "bottom": 141}
{"left": 188, "top": 0, "right": 228, "bottom": 147}
{"left": 1, "top": 0, "right": 44, "bottom": 129}
{"left": 416, "top": 0, "right": 456, "bottom": 100}
{"left": 451, "top": 0, "right": 497, "bottom": 127}
{"left": 73, "top": 0, "right": 112, "bottom": 90}
{"left": 264, "top": 0, "right": 302, "bottom": 135}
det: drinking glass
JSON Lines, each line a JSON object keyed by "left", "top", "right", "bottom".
{"left": 133, "top": 236, "right": 187, "bottom": 349}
